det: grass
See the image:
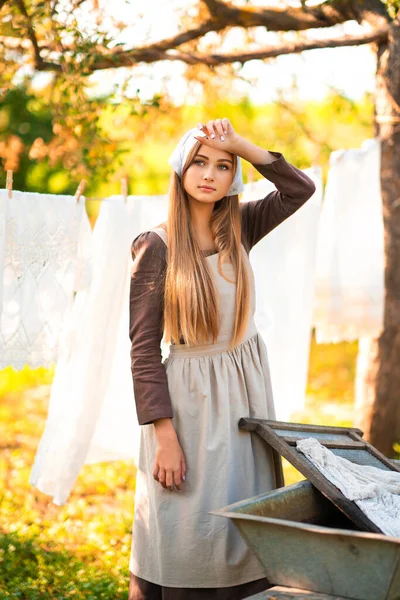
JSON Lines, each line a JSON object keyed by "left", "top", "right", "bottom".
{"left": 0, "top": 383, "right": 135, "bottom": 599}
{"left": 0, "top": 334, "right": 358, "bottom": 597}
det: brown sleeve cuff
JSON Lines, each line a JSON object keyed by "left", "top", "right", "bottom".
{"left": 132, "top": 380, "right": 174, "bottom": 425}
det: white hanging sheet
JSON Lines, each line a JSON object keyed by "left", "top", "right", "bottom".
{"left": 0, "top": 191, "right": 6, "bottom": 319}
{"left": 297, "top": 437, "right": 400, "bottom": 538}
{"left": 313, "top": 139, "right": 384, "bottom": 343}
{"left": 30, "top": 194, "right": 168, "bottom": 505}
{"left": 241, "top": 167, "right": 323, "bottom": 420}
{"left": 0, "top": 190, "right": 92, "bottom": 370}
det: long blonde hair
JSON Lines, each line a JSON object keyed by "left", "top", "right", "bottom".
{"left": 159, "top": 141, "right": 251, "bottom": 350}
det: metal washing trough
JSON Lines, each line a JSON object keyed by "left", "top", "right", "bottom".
{"left": 211, "top": 480, "right": 400, "bottom": 600}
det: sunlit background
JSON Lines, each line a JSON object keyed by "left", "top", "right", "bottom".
{"left": 0, "top": 0, "right": 396, "bottom": 597}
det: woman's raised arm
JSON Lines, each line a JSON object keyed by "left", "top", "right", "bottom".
{"left": 240, "top": 151, "right": 316, "bottom": 250}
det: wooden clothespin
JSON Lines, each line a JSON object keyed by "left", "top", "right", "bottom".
{"left": 121, "top": 176, "right": 129, "bottom": 204}
{"left": 6, "top": 170, "right": 12, "bottom": 199}
{"left": 75, "top": 179, "right": 86, "bottom": 204}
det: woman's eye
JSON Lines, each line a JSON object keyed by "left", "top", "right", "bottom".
{"left": 193, "top": 160, "right": 228, "bottom": 170}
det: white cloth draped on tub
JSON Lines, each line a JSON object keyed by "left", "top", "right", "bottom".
{"left": 297, "top": 437, "right": 400, "bottom": 538}
{"left": 313, "top": 138, "right": 384, "bottom": 343}
{"left": 30, "top": 194, "right": 168, "bottom": 506}
{"left": 242, "top": 167, "right": 323, "bottom": 420}
{"left": 0, "top": 190, "right": 92, "bottom": 370}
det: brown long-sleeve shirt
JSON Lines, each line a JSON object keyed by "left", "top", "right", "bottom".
{"left": 129, "top": 152, "right": 316, "bottom": 425}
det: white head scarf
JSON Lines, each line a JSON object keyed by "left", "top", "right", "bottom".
{"left": 168, "top": 127, "right": 244, "bottom": 196}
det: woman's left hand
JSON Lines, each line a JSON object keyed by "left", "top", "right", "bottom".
{"left": 194, "top": 118, "right": 240, "bottom": 154}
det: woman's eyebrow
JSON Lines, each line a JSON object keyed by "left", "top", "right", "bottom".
{"left": 195, "top": 153, "right": 233, "bottom": 164}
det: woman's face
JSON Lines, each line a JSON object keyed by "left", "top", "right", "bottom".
{"left": 183, "top": 145, "right": 235, "bottom": 203}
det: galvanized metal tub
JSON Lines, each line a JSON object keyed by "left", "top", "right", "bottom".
{"left": 212, "top": 481, "right": 400, "bottom": 600}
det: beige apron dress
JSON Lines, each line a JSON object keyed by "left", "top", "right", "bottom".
{"left": 129, "top": 227, "right": 277, "bottom": 588}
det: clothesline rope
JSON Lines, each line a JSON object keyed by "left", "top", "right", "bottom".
{"left": 1, "top": 173, "right": 131, "bottom": 203}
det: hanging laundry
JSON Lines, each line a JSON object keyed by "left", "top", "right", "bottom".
{"left": 241, "top": 167, "right": 322, "bottom": 420}
{"left": 30, "top": 194, "right": 168, "bottom": 506}
{"left": 0, "top": 190, "right": 92, "bottom": 370}
{"left": 0, "top": 191, "right": 5, "bottom": 319}
{"left": 313, "top": 139, "right": 384, "bottom": 343}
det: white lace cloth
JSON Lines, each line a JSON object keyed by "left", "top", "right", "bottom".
{"left": 30, "top": 194, "right": 169, "bottom": 505}
{"left": 313, "top": 139, "right": 384, "bottom": 343}
{"left": 297, "top": 437, "right": 400, "bottom": 537}
{"left": 0, "top": 190, "right": 92, "bottom": 370}
{"left": 242, "top": 167, "right": 323, "bottom": 420}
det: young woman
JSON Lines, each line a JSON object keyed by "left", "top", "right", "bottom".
{"left": 128, "top": 118, "right": 316, "bottom": 599}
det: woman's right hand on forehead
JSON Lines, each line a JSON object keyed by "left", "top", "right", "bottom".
{"left": 195, "top": 118, "right": 238, "bottom": 149}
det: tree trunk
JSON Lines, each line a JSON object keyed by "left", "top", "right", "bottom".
{"left": 361, "top": 15, "right": 400, "bottom": 457}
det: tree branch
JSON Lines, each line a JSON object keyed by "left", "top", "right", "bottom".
{"left": 200, "top": 0, "right": 390, "bottom": 31}
{"left": 15, "top": 0, "right": 46, "bottom": 69}
{"left": 141, "top": 19, "right": 219, "bottom": 52}
{"left": 88, "top": 26, "right": 389, "bottom": 70}
{"left": 6, "top": 0, "right": 391, "bottom": 74}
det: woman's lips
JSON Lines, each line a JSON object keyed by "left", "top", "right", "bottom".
{"left": 199, "top": 186, "right": 216, "bottom": 191}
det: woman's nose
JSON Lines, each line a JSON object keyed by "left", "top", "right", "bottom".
{"left": 203, "top": 167, "right": 215, "bottom": 180}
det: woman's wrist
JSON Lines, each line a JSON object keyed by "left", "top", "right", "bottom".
{"left": 230, "top": 135, "right": 278, "bottom": 165}
{"left": 153, "top": 417, "right": 177, "bottom": 441}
